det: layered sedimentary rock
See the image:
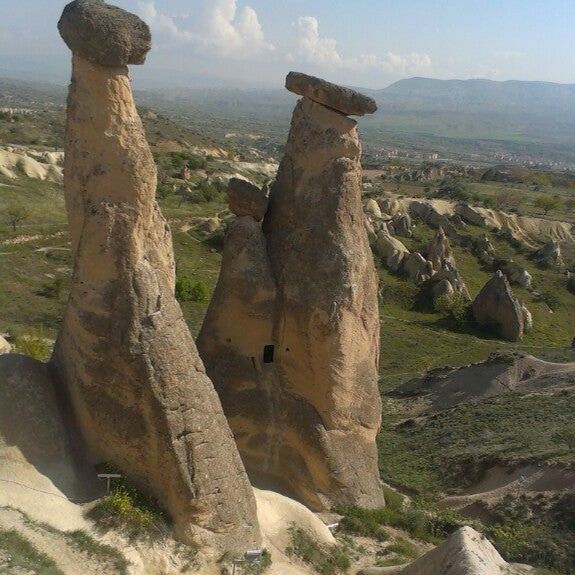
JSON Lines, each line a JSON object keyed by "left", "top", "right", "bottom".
{"left": 199, "top": 75, "right": 384, "bottom": 510}
{"left": 472, "top": 271, "right": 528, "bottom": 341}
{"left": 51, "top": 0, "right": 259, "bottom": 552}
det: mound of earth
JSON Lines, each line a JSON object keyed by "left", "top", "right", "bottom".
{"left": 390, "top": 351, "right": 575, "bottom": 415}
{"left": 0, "top": 148, "right": 63, "bottom": 183}
{"left": 398, "top": 527, "right": 531, "bottom": 575}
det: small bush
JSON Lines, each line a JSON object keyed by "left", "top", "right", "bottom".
{"left": 286, "top": 527, "right": 350, "bottom": 575}
{"left": 386, "top": 537, "right": 420, "bottom": 559}
{"left": 14, "top": 335, "right": 52, "bottom": 361}
{"left": 537, "top": 291, "right": 561, "bottom": 311}
{"left": 434, "top": 293, "right": 471, "bottom": 325}
{"left": 175, "top": 277, "right": 210, "bottom": 303}
{"left": 88, "top": 469, "right": 169, "bottom": 539}
{"left": 336, "top": 494, "right": 467, "bottom": 545}
{"left": 38, "top": 276, "right": 65, "bottom": 299}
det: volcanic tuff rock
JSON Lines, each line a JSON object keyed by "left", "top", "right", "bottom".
{"left": 374, "top": 230, "right": 409, "bottom": 272}
{"left": 286, "top": 71, "right": 378, "bottom": 116}
{"left": 365, "top": 198, "right": 383, "bottom": 219}
{"left": 0, "top": 336, "right": 10, "bottom": 355}
{"left": 403, "top": 252, "right": 435, "bottom": 284}
{"left": 58, "top": 0, "right": 151, "bottom": 66}
{"left": 427, "top": 227, "right": 456, "bottom": 271}
{"left": 51, "top": 2, "right": 259, "bottom": 552}
{"left": 398, "top": 527, "right": 511, "bottom": 575}
{"left": 227, "top": 177, "right": 269, "bottom": 222}
{"left": 430, "top": 263, "right": 471, "bottom": 301}
{"left": 499, "top": 259, "right": 533, "bottom": 289}
{"left": 199, "top": 76, "right": 384, "bottom": 511}
{"left": 472, "top": 271, "right": 528, "bottom": 341}
{"left": 391, "top": 212, "right": 413, "bottom": 237}
{"left": 534, "top": 240, "right": 564, "bottom": 269}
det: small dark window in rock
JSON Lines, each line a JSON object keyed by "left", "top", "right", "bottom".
{"left": 263, "top": 345, "right": 275, "bottom": 364}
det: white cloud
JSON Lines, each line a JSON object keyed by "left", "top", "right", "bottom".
{"left": 137, "top": 0, "right": 274, "bottom": 59}
{"left": 289, "top": 16, "right": 432, "bottom": 77}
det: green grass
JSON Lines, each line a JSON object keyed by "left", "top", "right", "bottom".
{"left": 0, "top": 528, "right": 63, "bottom": 574}
{"left": 378, "top": 391, "right": 575, "bottom": 495}
{"left": 286, "top": 527, "right": 351, "bottom": 575}
{"left": 87, "top": 466, "right": 170, "bottom": 540}
{"left": 336, "top": 488, "right": 469, "bottom": 545}
{"left": 64, "top": 530, "right": 129, "bottom": 574}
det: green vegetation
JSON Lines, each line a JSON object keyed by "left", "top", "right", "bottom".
{"left": 433, "top": 292, "right": 471, "bottom": 326}
{"left": 0, "top": 528, "right": 63, "bottom": 574}
{"left": 175, "top": 276, "right": 210, "bottom": 303}
{"left": 378, "top": 392, "right": 575, "bottom": 494}
{"left": 88, "top": 467, "right": 170, "bottom": 540}
{"left": 3, "top": 204, "right": 31, "bottom": 232}
{"left": 64, "top": 530, "right": 129, "bottom": 574}
{"left": 336, "top": 488, "right": 468, "bottom": 545}
{"left": 13, "top": 333, "right": 52, "bottom": 361}
{"left": 286, "top": 527, "right": 351, "bottom": 575}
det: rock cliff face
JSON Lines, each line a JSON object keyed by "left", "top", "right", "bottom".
{"left": 51, "top": 0, "right": 259, "bottom": 552}
{"left": 199, "top": 74, "right": 384, "bottom": 511}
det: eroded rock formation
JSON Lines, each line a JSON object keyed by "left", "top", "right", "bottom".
{"left": 52, "top": 0, "right": 259, "bottom": 552}
{"left": 199, "top": 73, "right": 384, "bottom": 511}
{"left": 472, "top": 271, "right": 529, "bottom": 341}
{"left": 427, "top": 227, "right": 456, "bottom": 271}
{"left": 374, "top": 230, "right": 409, "bottom": 272}
{"left": 227, "top": 177, "right": 269, "bottom": 222}
{"left": 534, "top": 240, "right": 564, "bottom": 269}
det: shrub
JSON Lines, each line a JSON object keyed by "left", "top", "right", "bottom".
{"left": 175, "top": 277, "right": 210, "bottom": 303}
{"left": 38, "top": 276, "right": 65, "bottom": 299}
{"left": 286, "top": 527, "right": 350, "bottom": 575}
{"left": 336, "top": 493, "right": 468, "bottom": 545}
{"left": 487, "top": 521, "right": 574, "bottom": 574}
{"left": 434, "top": 293, "right": 471, "bottom": 325}
{"left": 241, "top": 549, "right": 272, "bottom": 574}
{"left": 537, "top": 291, "right": 561, "bottom": 311}
{"left": 386, "top": 537, "right": 420, "bottom": 559}
{"left": 88, "top": 466, "right": 169, "bottom": 539}
{"left": 14, "top": 335, "right": 52, "bottom": 361}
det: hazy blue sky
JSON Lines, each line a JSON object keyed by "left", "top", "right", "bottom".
{"left": 0, "top": 0, "right": 574, "bottom": 88}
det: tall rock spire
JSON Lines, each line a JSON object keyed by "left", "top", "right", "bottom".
{"left": 52, "top": 0, "right": 260, "bottom": 552}
{"left": 199, "top": 72, "right": 384, "bottom": 510}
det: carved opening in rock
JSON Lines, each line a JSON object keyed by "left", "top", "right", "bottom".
{"left": 263, "top": 345, "right": 275, "bottom": 364}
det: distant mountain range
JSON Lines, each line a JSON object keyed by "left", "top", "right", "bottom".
{"left": 2, "top": 75, "right": 575, "bottom": 165}
{"left": 375, "top": 77, "right": 575, "bottom": 114}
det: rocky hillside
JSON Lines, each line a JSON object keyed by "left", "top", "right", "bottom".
{"left": 0, "top": 3, "right": 574, "bottom": 574}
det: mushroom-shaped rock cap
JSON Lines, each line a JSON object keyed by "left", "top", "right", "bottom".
{"left": 286, "top": 71, "right": 377, "bottom": 116}
{"left": 58, "top": 0, "right": 151, "bottom": 66}
{"left": 227, "top": 178, "right": 269, "bottom": 222}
